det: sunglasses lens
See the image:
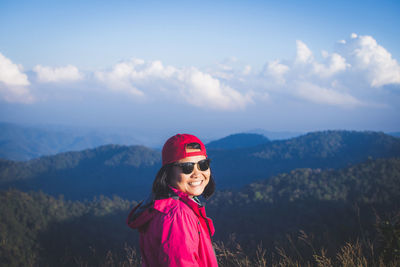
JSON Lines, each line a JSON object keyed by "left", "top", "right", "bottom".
{"left": 181, "top": 163, "right": 195, "bottom": 174}
{"left": 175, "top": 159, "right": 210, "bottom": 174}
{"left": 198, "top": 159, "right": 210, "bottom": 171}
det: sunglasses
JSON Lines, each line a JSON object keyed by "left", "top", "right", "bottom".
{"left": 173, "top": 158, "right": 211, "bottom": 174}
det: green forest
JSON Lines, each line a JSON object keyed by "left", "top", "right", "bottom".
{"left": 1, "top": 130, "right": 400, "bottom": 200}
{"left": 1, "top": 156, "right": 399, "bottom": 266}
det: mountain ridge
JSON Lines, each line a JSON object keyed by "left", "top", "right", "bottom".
{"left": 1, "top": 130, "right": 399, "bottom": 200}
{"left": 208, "top": 130, "right": 400, "bottom": 188}
{"left": 206, "top": 133, "right": 270, "bottom": 150}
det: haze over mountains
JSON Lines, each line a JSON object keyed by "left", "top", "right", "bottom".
{"left": 0, "top": 122, "right": 307, "bottom": 161}
{"left": 0, "top": 122, "right": 142, "bottom": 161}
{"left": 1, "top": 121, "right": 399, "bottom": 161}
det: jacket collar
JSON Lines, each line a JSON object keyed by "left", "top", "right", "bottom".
{"left": 168, "top": 186, "right": 203, "bottom": 205}
{"left": 168, "top": 186, "right": 206, "bottom": 215}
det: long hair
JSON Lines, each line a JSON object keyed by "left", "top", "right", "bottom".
{"left": 152, "top": 163, "right": 216, "bottom": 200}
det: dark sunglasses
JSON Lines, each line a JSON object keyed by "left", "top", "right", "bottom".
{"left": 173, "top": 158, "right": 211, "bottom": 174}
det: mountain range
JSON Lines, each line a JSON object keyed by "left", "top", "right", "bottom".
{"left": 1, "top": 127, "right": 400, "bottom": 266}
{"left": 0, "top": 122, "right": 344, "bottom": 161}
{"left": 2, "top": 157, "right": 399, "bottom": 266}
{"left": 1, "top": 130, "right": 399, "bottom": 200}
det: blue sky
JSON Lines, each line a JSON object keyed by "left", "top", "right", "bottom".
{"left": 1, "top": 0, "right": 400, "bottom": 141}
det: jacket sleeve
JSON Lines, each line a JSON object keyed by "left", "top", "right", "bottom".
{"left": 155, "top": 207, "right": 200, "bottom": 267}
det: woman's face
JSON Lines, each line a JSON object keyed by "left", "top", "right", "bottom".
{"left": 170, "top": 155, "right": 210, "bottom": 198}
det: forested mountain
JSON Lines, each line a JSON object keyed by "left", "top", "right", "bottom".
{"left": 1, "top": 158, "right": 399, "bottom": 266}
{"left": 0, "top": 189, "right": 138, "bottom": 266}
{"left": 206, "top": 133, "right": 270, "bottom": 150}
{"left": 0, "top": 145, "right": 160, "bottom": 200}
{"left": 209, "top": 130, "right": 400, "bottom": 188}
{"left": 209, "top": 158, "right": 400, "bottom": 243}
{"left": 1, "top": 130, "right": 399, "bottom": 200}
{"left": 246, "top": 129, "right": 303, "bottom": 140}
{"left": 207, "top": 157, "right": 400, "bottom": 265}
{"left": 389, "top": 132, "right": 400, "bottom": 137}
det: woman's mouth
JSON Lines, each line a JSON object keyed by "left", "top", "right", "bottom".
{"left": 189, "top": 180, "right": 202, "bottom": 186}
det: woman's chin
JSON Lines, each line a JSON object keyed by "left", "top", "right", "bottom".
{"left": 186, "top": 187, "right": 205, "bottom": 197}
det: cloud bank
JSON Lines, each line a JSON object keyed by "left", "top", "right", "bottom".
{"left": 0, "top": 53, "right": 33, "bottom": 103}
{"left": 33, "top": 64, "right": 84, "bottom": 83}
{"left": 345, "top": 33, "right": 400, "bottom": 87}
{"left": 216, "top": 33, "right": 400, "bottom": 107}
{"left": 0, "top": 33, "right": 399, "bottom": 110}
{"left": 95, "top": 59, "right": 252, "bottom": 110}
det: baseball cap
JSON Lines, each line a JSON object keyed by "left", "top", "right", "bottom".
{"left": 162, "top": 134, "right": 207, "bottom": 165}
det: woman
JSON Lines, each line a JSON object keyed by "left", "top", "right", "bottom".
{"left": 127, "top": 134, "right": 218, "bottom": 267}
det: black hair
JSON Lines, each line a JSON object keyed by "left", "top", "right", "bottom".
{"left": 152, "top": 163, "right": 216, "bottom": 200}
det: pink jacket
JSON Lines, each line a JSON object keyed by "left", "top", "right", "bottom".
{"left": 127, "top": 187, "right": 218, "bottom": 267}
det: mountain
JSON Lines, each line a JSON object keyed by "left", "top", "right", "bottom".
{"left": 388, "top": 132, "right": 400, "bottom": 138}
{"left": 0, "top": 122, "right": 141, "bottom": 161}
{"left": 208, "top": 130, "right": 400, "bottom": 188}
{"left": 1, "top": 130, "right": 399, "bottom": 200}
{"left": 207, "top": 157, "right": 400, "bottom": 254}
{"left": 1, "top": 158, "right": 399, "bottom": 266}
{"left": 0, "top": 144, "right": 161, "bottom": 200}
{"left": 206, "top": 133, "right": 269, "bottom": 150}
{"left": 246, "top": 129, "right": 303, "bottom": 140}
{"left": 0, "top": 189, "right": 138, "bottom": 266}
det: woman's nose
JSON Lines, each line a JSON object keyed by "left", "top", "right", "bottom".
{"left": 191, "top": 164, "right": 200, "bottom": 178}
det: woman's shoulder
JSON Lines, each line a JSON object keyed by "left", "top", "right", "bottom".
{"left": 153, "top": 197, "right": 179, "bottom": 214}
{"left": 153, "top": 197, "right": 196, "bottom": 219}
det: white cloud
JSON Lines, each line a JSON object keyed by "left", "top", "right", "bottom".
{"left": 0, "top": 53, "right": 30, "bottom": 86}
{"left": 206, "top": 57, "right": 253, "bottom": 81}
{"left": 243, "top": 65, "right": 252, "bottom": 75}
{"left": 177, "top": 67, "right": 252, "bottom": 110}
{"left": 295, "top": 81, "right": 362, "bottom": 107}
{"left": 33, "top": 64, "right": 84, "bottom": 83}
{"left": 3, "top": 33, "right": 398, "bottom": 110}
{"left": 312, "top": 52, "right": 348, "bottom": 77}
{"left": 264, "top": 60, "right": 290, "bottom": 84}
{"left": 0, "top": 53, "right": 33, "bottom": 103}
{"left": 294, "top": 41, "right": 348, "bottom": 78}
{"left": 95, "top": 60, "right": 152, "bottom": 96}
{"left": 295, "top": 40, "right": 313, "bottom": 64}
{"left": 95, "top": 58, "right": 252, "bottom": 110}
{"left": 255, "top": 40, "right": 359, "bottom": 107}
{"left": 255, "top": 34, "right": 400, "bottom": 107}
{"left": 344, "top": 34, "right": 400, "bottom": 87}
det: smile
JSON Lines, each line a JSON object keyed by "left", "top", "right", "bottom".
{"left": 189, "top": 180, "right": 203, "bottom": 186}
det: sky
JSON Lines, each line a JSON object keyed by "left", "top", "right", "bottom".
{"left": 1, "top": 0, "right": 400, "bottom": 141}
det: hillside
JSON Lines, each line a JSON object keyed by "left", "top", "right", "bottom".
{"left": 1, "top": 157, "right": 399, "bottom": 266}
{"left": 209, "top": 130, "right": 400, "bottom": 188}
{"left": 206, "top": 133, "right": 269, "bottom": 150}
{"left": 0, "top": 144, "right": 160, "bottom": 200}
{"left": 207, "top": 157, "right": 400, "bottom": 257}
{"left": 1, "top": 130, "right": 399, "bottom": 200}
{"left": 389, "top": 132, "right": 400, "bottom": 138}
{"left": 246, "top": 129, "right": 303, "bottom": 140}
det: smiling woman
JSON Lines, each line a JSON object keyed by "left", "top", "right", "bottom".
{"left": 127, "top": 134, "right": 218, "bottom": 267}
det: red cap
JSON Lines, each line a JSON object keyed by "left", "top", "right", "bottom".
{"left": 162, "top": 134, "right": 207, "bottom": 165}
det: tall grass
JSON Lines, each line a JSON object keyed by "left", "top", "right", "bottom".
{"left": 73, "top": 211, "right": 400, "bottom": 266}
{"left": 73, "top": 233, "right": 398, "bottom": 267}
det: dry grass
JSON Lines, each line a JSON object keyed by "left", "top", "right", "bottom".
{"left": 73, "top": 229, "right": 400, "bottom": 267}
